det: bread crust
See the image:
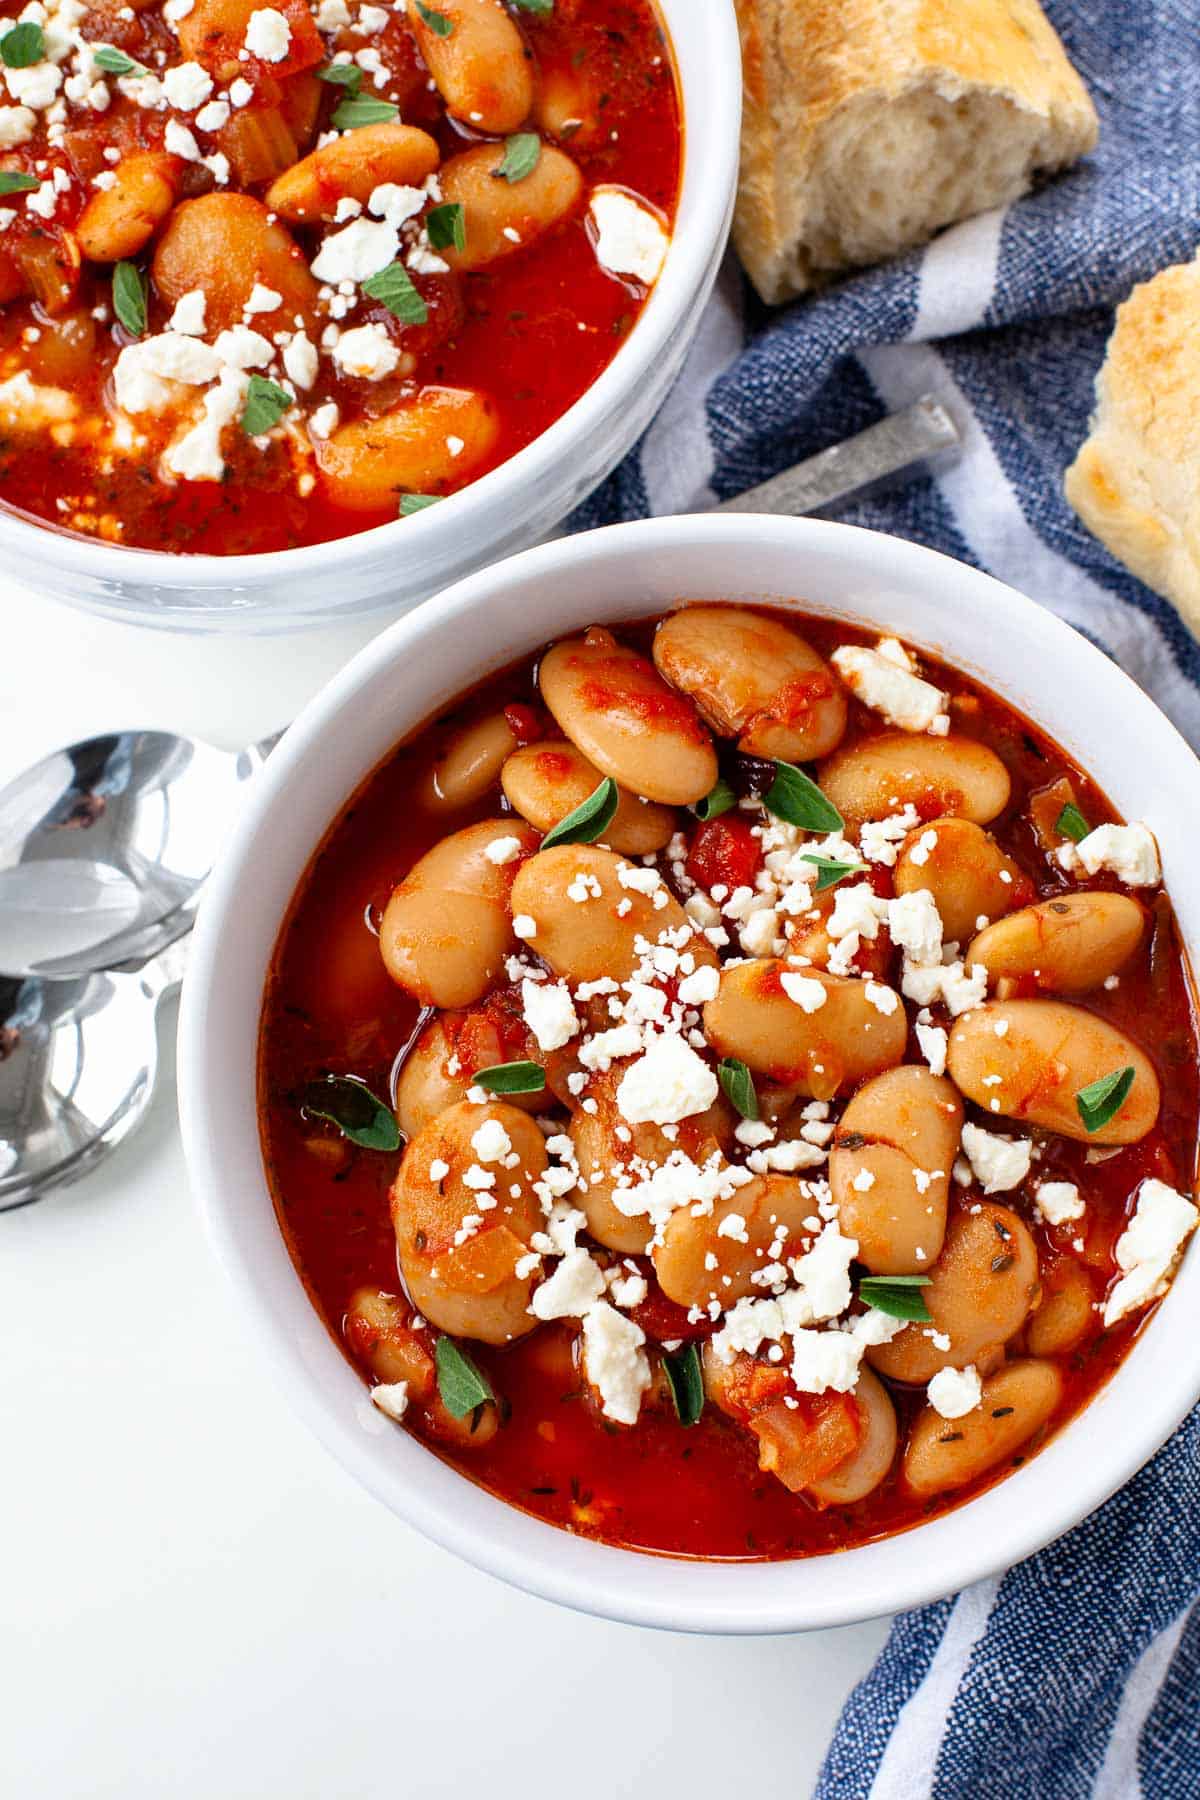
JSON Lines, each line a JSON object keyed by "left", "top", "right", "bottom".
{"left": 1065, "top": 254, "right": 1200, "bottom": 641}
{"left": 734, "top": 0, "right": 1099, "bottom": 303}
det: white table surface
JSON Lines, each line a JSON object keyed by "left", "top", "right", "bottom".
{"left": 0, "top": 586, "right": 892, "bottom": 1800}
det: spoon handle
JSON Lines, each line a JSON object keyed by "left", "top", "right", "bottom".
{"left": 132, "top": 933, "right": 190, "bottom": 1005}
{"left": 717, "top": 396, "right": 961, "bottom": 518}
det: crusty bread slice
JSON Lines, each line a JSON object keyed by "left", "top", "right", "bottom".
{"left": 1066, "top": 254, "right": 1200, "bottom": 640}
{"left": 734, "top": 0, "right": 1099, "bottom": 303}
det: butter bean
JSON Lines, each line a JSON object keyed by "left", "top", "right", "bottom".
{"left": 653, "top": 1174, "right": 816, "bottom": 1311}
{"left": 420, "top": 710, "right": 519, "bottom": 813}
{"left": 539, "top": 627, "right": 718, "bottom": 806}
{"left": 818, "top": 732, "right": 1011, "bottom": 827}
{"left": 947, "top": 999, "right": 1160, "bottom": 1144}
{"left": 967, "top": 892, "right": 1146, "bottom": 995}
{"left": 868, "top": 1204, "right": 1040, "bottom": 1384}
{"left": 266, "top": 124, "right": 440, "bottom": 222}
{"left": 807, "top": 1369, "right": 898, "bottom": 1505}
{"left": 830, "top": 1066, "right": 962, "bottom": 1274}
{"left": 1026, "top": 1262, "right": 1098, "bottom": 1356}
{"left": 380, "top": 818, "right": 539, "bottom": 1008}
{"left": 406, "top": 0, "right": 533, "bottom": 135}
{"left": 509, "top": 843, "right": 717, "bottom": 985}
{"left": 395, "top": 1011, "right": 543, "bottom": 1139}
{"left": 903, "top": 1358, "right": 1063, "bottom": 1496}
{"left": 438, "top": 141, "right": 583, "bottom": 272}
{"left": 502, "top": 739, "right": 676, "bottom": 855}
{"left": 894, "top": 817, "right": 1028, "bottom": 942}
{"left": 390, "top": 1100, "right": 544, "bottom": 1344}
{"left": 652, "top": 604, "right": 847, "bottom": 762}
{"left": 315, "top": 387, "right": 499, "bottom": 513}
{"left": 702, "top": 961, "right": 907, "bottom": 1100}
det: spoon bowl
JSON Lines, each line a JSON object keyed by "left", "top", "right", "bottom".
{"left": 0, "top": 937, "right": 186, "bottom": 1212}
{"left": 0, "top": 731, "right": 271, "bottom": 979}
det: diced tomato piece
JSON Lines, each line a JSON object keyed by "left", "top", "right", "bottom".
{"left": 686, "top": 816, "right": 762, "bottom": 893}
{"left": 503, "top": 702, "right": 543, "bottom": 746}
{"left": 628, "top": 1280, "right": 712, "bottom": 1344}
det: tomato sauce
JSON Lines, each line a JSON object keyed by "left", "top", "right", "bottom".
{"left": 258, "top": 610, "right": 1200, "bottom": 1560}
{"left": 0, "top": 0, "right": 679, "bottom": 553}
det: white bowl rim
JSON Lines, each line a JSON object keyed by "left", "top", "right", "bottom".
{"left": 179, "top": 514, "right": 1200, "bottom": 1634}
{"left": 0, "top": 0, "right": 741, "bottom": 603}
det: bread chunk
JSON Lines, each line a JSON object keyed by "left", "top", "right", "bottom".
{"left": 1066, "top": 253, "right": 1200, "bottom": 640}
{"left": 734, "top": 0, "right": 1098, "bottom": 303}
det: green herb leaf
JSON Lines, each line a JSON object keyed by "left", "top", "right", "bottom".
{"left": 332, "top": 95, "right": 399, "bottom": 129}
{"left": 93, "top": 44, "right": 147, "bottom": 74}
{"left": 298, "top": 1074, "right": 400, "bottom": 1151}
{"left": 426, "top": 199, "right": 465, "bottom": 252}
{"left": 473, "top": 1060, "right": 546, "bottom": 1096}
{"left": 510, "top": 0, "right": 554, "bottom": 11}
{"left": 399, "top": 492, "right": 442, "bottom": 516}
{"left": 1056, "top": 802, "right": 1091, "bottom": 844}
{"left": 498, "top": 131, "right": 541, "bottom": 183}
{"left": 763, "top": 760, "right": 844, "bottom": 833}
{"left": 1076, "top": 1065, "right": 1135, "bottom": 1134}
{"left": 361, "top": 259, "right": 427, "bottom": 324}
{"left": 800, "top": 852, "right": 867, "bottom": 893}
{"left": 663, "top": 1343, "right": 704, "bottom": 1428}
{"left": 695, "top": 778, "right": 735, "bottom": 822}
{"left": 540, "top": 776, "right": 618, "bottom": 850}
{"left": 435, "top": 1337, "right": 495, "bottom": 1419}
{"left": 0, "top": 169, "right": 38, "bottom": 194}
{"left": 718, "top": 1057, "right": 758, "bottom": 1122}
{"left": 415, "top": 0, "right": 454, "bottom": 33}
{"left": 0, "top": 20, "right": 45, "bottom": 66}
{"left": 317, "top": 59, "right": 362, "bottom": 96}
{"left": 112, "top": 261, "right": 147, "bottom": 338}
{"left": 858, "top": 1274, "right": 932, "bottom": 1323}
{"left": 240, "top": 373, "right": 293, "bottom": 436}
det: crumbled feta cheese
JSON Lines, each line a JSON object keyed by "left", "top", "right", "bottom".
{"left": 927, "top": 1364, "right": 982, "bottom": 1419}
{"left": 244, "top": 6, "right": 291, "bottom": 60}
{"left": 194, "top": 97, "right": 230, "bottom": 131}
{"left": 832, "top": 643, "right": 950, "bottom": 734}
{"left": 1060, "top": 822, "right": 1161, "bottom": 887}
{"left": 332, "top": 321, "right": 401, "bottom": 379}
{"left": 281, "top": 330, "right": 318, "bottom": 390}
{"left": 0, "top": 104, "right": 36, "bottom": 148}
{"left": 311, "top": 216, "right": 399, "bottom": 284}
{"left": 1103, "top": 1178, "right": 1198, "bottom": 1326}
{"left": 162, "top": 60, "right": 213, "bottom": 109}
{"left": 368, "top": 180, "right": 427, "bottom": 229}
{"left": 581, "top": 1301, "right": 651, "bottom": 1425}
{"left": 512, "top": 914, "right": 538, "bottom": 941}
{"left": 213, "top": 324, "right": 273, "bottom": 369}
{"left": 370, "top": 1381, "right": 409, "bottom": 1421}
{"left": 521, "top": 977, "right": 579, "bottom": 1052}
{"left": 484, "top": 835, "right": 523, "bottom": 866}
{"left": 228, "top": 75, "right": 253, "bottom": 106}
{"left": 163, "top": 366, "right": 249, "bottom": 481}
{"left": 780, "top": 972, "right": 827, "bottom": 1013}
{"left": 961, "top": 1122, "right": 1032, "bottom": 1194}
{"left": 914, "top": 1020, "right": 948, "bottom": 1077}
{"left": 616, "top": 1032, "right": 718, "bottom": 1126}
{"left": 888, "top": 889, "right": 943, "bottom": 967}
{"left": 113, "top": 332, "right": 222, "bottom": 413}
{"left": 167, "top": 289, "right": 207, "bottom": 336}
{"left": 308, "top": 399, "right": 339, "bottom": 439}
{"left": 677, "top": 964, "right": 720, "bottom": 1006}
{"left": 860, "top": 806, "right": 921, "bottom": 867}
{"left": 470, "top": 1118, "right": 512, "bottom": 1165}
{"left": 530, "top": 1247, "right": 606, "bottom": 1321}
{"left": 587, "top": 185, "right": 669, "bottom": 286}
{"left": 1035, "top": 1181, "right": 1085, "bottom": 1226}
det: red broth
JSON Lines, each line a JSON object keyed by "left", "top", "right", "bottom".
{"left": 0, "top": 0, "right": 679, "bottom": 553}
{"left": 258, "top": 610, "right": 1199, "bottom": 1560}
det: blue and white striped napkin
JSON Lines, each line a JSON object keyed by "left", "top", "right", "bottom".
{"left": 575, "top": 1, "right": 1200, "bottom": 1788}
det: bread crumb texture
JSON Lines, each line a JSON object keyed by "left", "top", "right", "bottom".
{"left": 1065, "top": 252, "right": 1200, "bottom": 642}
{"left": 733, "top": 0, "right": 1099, "bottom": 303}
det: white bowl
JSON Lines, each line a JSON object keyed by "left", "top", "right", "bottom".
{"left": 2, "top": 0, "right": 740, "bottom": 635}
{"left": 179, "top": 516, "right": 1200, "bottom": 1633}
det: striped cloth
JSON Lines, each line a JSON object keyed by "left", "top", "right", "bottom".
{"left": 573, "top": 2, "right": 1200, "bottom": 1791}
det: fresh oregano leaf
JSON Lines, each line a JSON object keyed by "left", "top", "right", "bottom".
{"left": 1076, "top": 1066, "right": 1135, "bottom": 1134}
{"left": 332, "top": 95, "right": 398, "bottom": 129}
{"left": 663, "top": 1343, "right": 704, "bottom": 1427}
{"left": 426, "top": 200, "right": 465, "bottom": 252}
{"left": 718, "top": 1057, "right": 758, "bottom": 1122}
{"left": 361, "top": 259, "right": 427, "bottom": 324}
{"left": 112, "top": 261, "right": 147, "bottom": 337}
{"left": 0, "top": 20, "right": 45, "bottom": 66}
{"left": 800, "top": 852, "right": 867, "bottom": 892}
{"left": 857, "top": 1274, "right": 932, "bottom": 1323}
{"left": 298, "top": 1074, "right": 400, "bottom": 1151}
{"left": 540, "top": 776, "right": 618, "bottom": 849}
{"left": 763, "top": 760, "right": 844, "bottom": 833}
{"left": 435, "top": 1336, "right": 495, "bottom": 1419}
{"left": 399, "top": 492, "right": 442, "bottom": 516}
{"left": 473, "top": 1060, "right": 546, "bottom": 1096}
{"left": 1056, "top": 802, "right": 1091, "bottom": 844}
{"left": 240, "top": 374, "right": 293, "bottom": 436}
{"left": 498, "top": 132, "right": 541, "bottom": 183}
{"left": 695, "top": 778, "right": 735, "bottom": 822}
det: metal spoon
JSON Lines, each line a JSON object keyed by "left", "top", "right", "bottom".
{"left": 0, "top": 936, "right": 188, "bottom": 1212}
{"left": 0, "top": 729, "right": 274, "bottom": 980}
